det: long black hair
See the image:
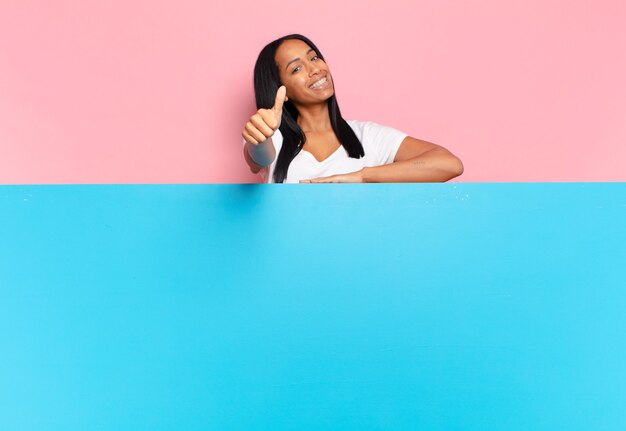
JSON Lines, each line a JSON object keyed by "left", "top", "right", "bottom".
{"left": 253, "top": 34, "right": 364, "bottom": 183}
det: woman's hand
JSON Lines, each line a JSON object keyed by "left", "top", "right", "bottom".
{"left": 300, "top": 169, "right": 365, "bottom": 183}
{"left": 242, "top": 86, "right": 287, "bottom": 145}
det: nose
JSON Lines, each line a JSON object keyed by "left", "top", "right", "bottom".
{"left": 308, "top": 63, "right": 321, "bottom": 76}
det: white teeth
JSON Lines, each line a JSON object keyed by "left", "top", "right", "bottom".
{"left": 310, "top": 77, "right": 327, "bottom": 89}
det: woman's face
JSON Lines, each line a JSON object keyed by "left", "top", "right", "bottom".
{"left": 274, "top": 39, "right": 334, "bottom": 106}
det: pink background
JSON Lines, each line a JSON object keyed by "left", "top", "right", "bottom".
{"left": 1, "top": 0, "right": 624, "bottom": 184}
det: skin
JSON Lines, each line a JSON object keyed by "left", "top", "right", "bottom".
{"left": 243, "top": 38, "right": 464, "bottom": 182}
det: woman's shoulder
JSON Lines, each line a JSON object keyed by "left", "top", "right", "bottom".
{"left": 345, "top": 119, "right": 406, "bottom": 139}
{"left": 346, "top": 119, "right": 376, "bottom": 129}
{"left": 346, "top": 119, "right": 408, "bottom": 165}
{"left": 345, "top": 119, "right": 375, "bottom": 137}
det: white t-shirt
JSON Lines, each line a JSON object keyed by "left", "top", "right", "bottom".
{"left": 244, "top": 120, "right": 408, "bottom": 183}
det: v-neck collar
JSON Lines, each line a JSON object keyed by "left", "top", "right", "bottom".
{"left": 299, "top": 145, "right": 343, "bottom": 163}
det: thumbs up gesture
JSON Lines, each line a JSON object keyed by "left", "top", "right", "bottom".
{"left": 242, "top": 86, "right": 287, "bottom": 145}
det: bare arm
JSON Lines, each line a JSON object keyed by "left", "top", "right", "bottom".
{"left": 243, "top": 138, "right": 275, "bottom": 173}
{"left": 361, "top": 136, "right": 463, "bottom": 182}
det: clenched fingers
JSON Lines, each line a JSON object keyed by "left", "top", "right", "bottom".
{"left": 250, "top": 113, "right": 274, "bottom": 137}
{"left": 244, "top": 122, "right": 267, "bottom": 144}
{"left": 242, "top": 130, "right": 259, "bottom": 145}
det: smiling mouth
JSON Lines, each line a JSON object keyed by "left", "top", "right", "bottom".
{"left": 309, "top": 76, "right": 329, "bottom": 89}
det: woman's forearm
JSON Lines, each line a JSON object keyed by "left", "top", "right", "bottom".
{"left": 245, "top": 137, "right": 276, "bottom": 167}
{"left": 361, "top": 148, "right": 464, "bottom": 183}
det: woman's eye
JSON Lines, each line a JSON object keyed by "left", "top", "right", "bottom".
{"left": 292, "top": 66, "right": 301, "bottom": 73}
{"left": 311, "top": 56, "right": 318, "bottom": 61}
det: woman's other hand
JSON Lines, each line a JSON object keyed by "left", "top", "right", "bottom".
{"left": 300, "top": 169, "right": 365, "bottom": 183}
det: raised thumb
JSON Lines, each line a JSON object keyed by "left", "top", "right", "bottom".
{"left": 273, "top": 85, "right": 287, "bottom": 115}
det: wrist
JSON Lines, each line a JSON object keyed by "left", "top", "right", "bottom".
{"left": 360, "top": 166, "right": 374, "bottom": 183}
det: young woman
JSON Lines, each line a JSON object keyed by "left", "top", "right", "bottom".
{"left": 242, "top": 34, "right": 464, "bottom": 183}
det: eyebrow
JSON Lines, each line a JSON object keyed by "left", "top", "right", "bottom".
{"left": 285, "top": 48, "right": 315, "bottom": 70}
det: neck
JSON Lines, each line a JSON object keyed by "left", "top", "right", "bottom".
{"left": 296, "top": 102, "right": 332, "bottom": 133}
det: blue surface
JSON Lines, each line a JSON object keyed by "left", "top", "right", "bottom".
{"left": 1, "top": 183, "right": 625, "bottom": 430}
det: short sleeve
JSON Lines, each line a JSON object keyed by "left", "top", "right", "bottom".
{"left": 349, "top": 121, "right": 408, "bottom": 166}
